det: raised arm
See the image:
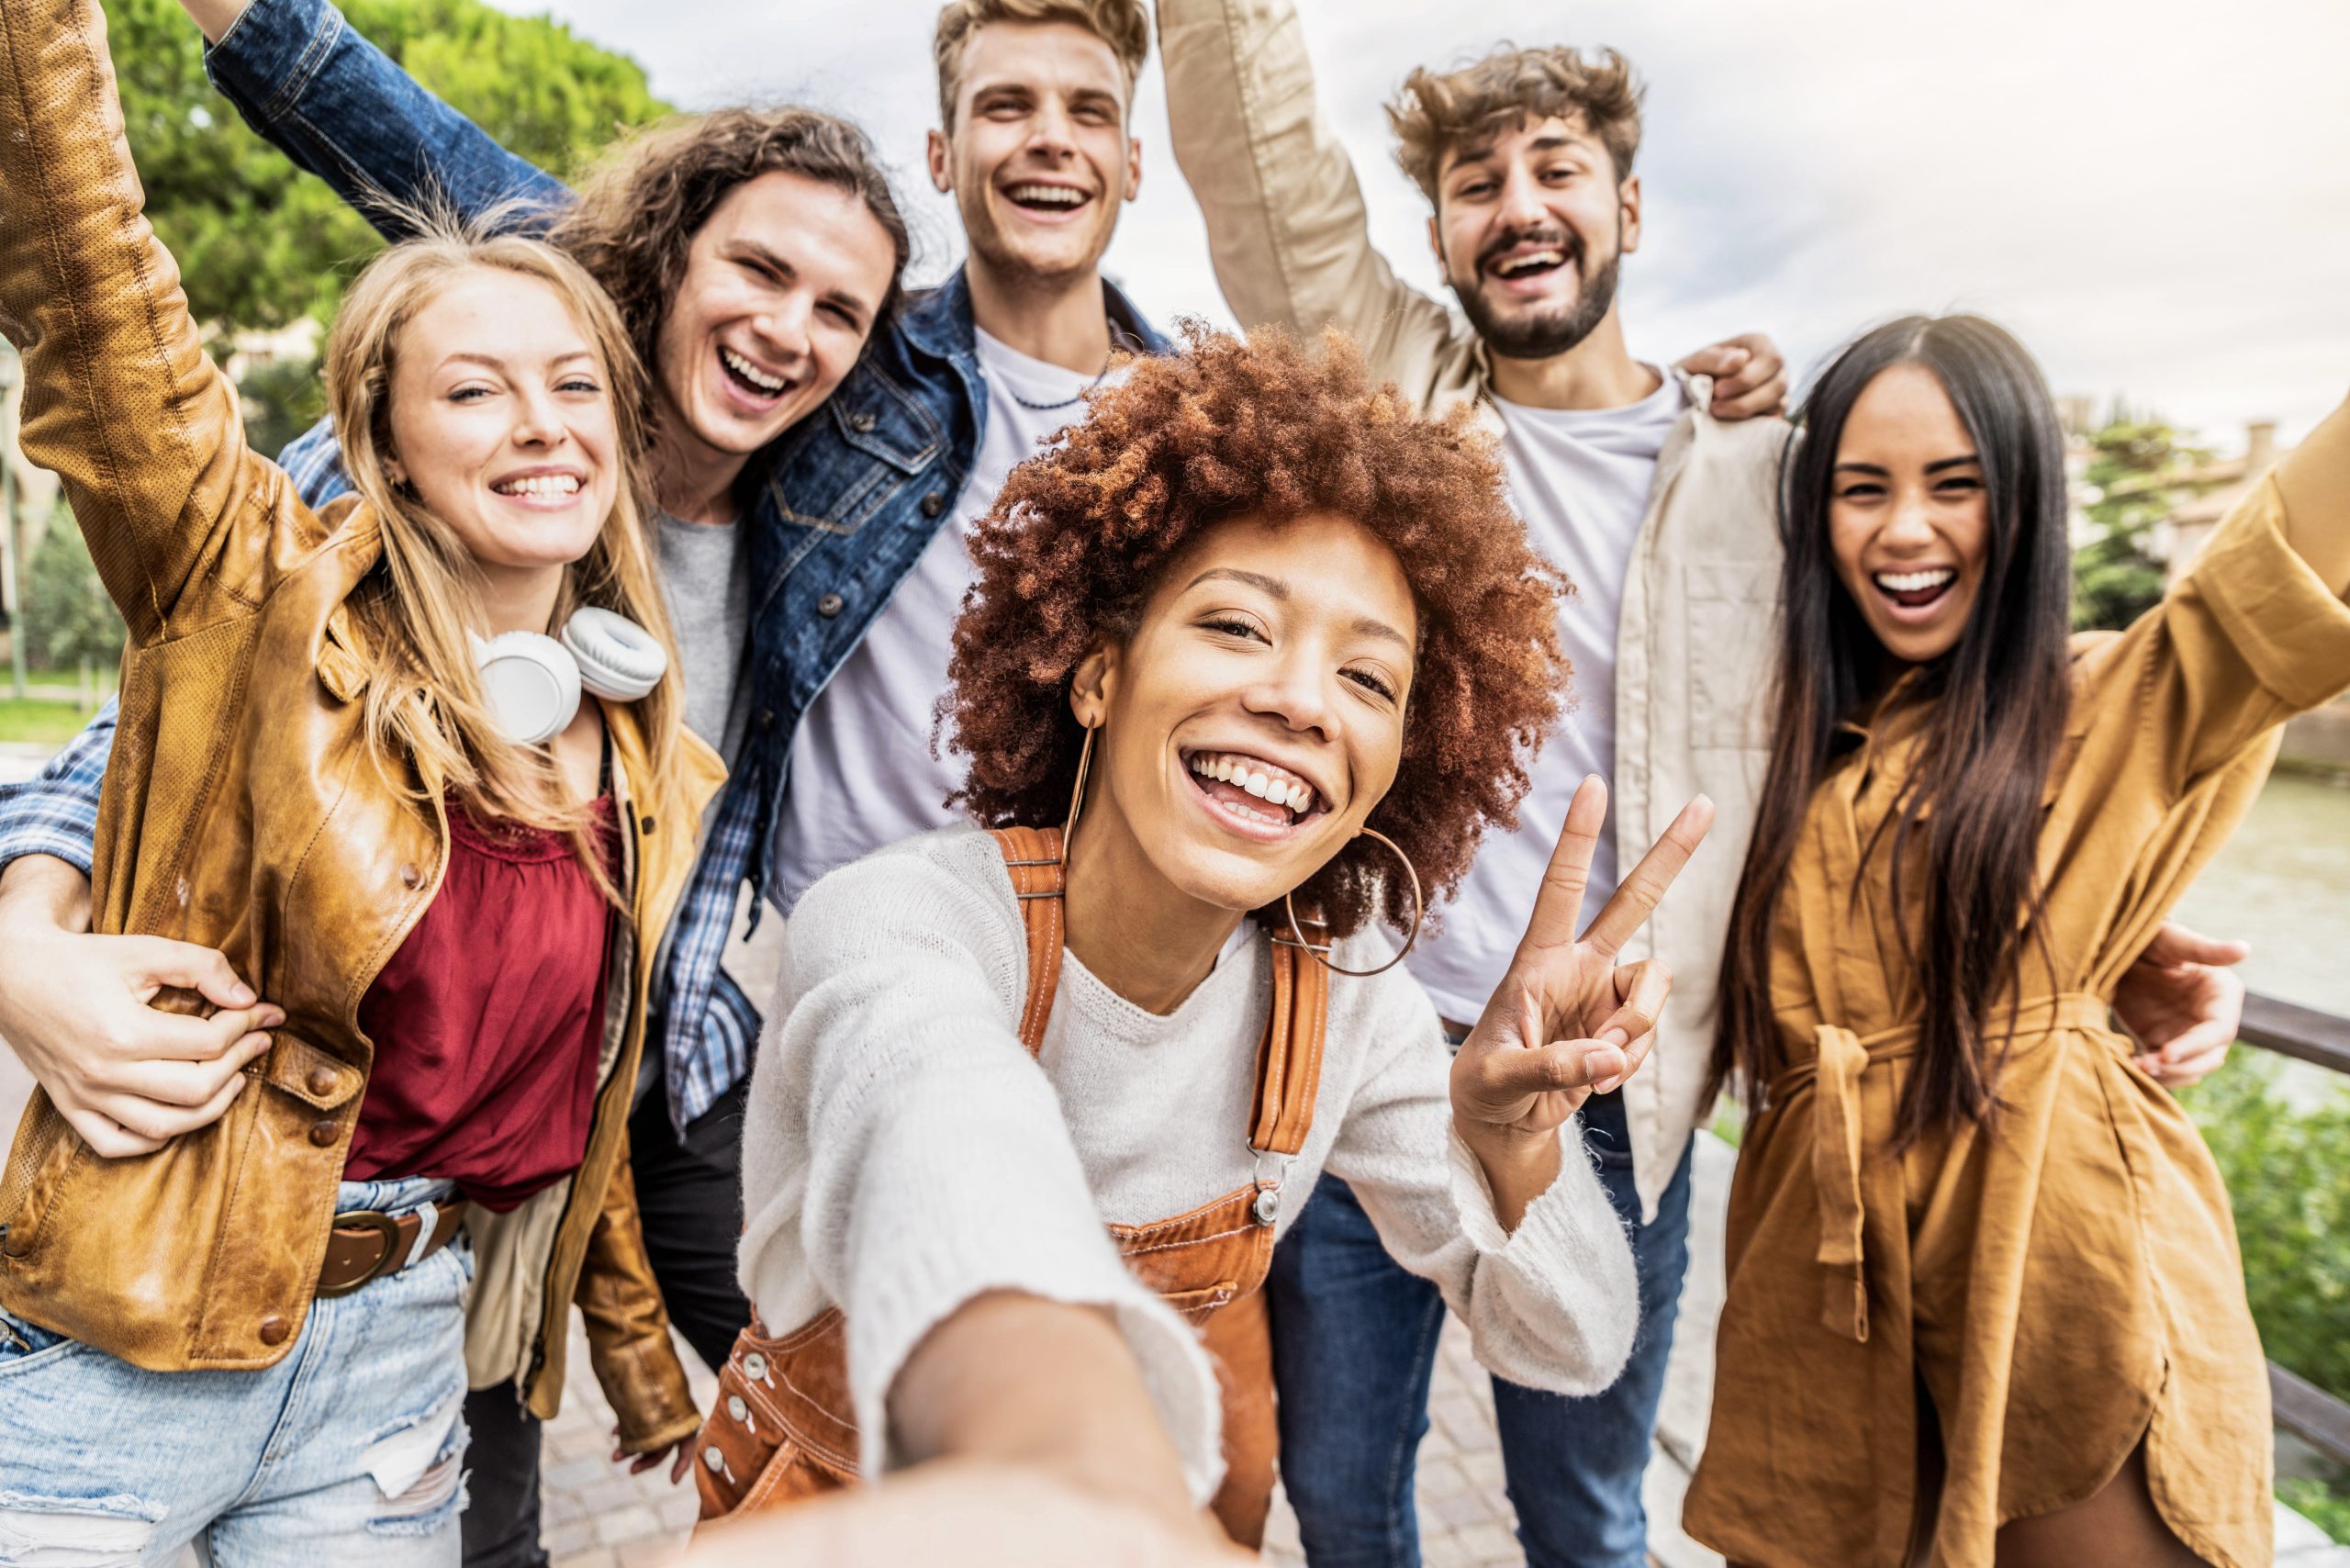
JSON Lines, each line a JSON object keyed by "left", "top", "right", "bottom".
{"left": 1157, "top": 0, "right": 1460, "bottom": 379}
{"left": 0, "top": 0, "right": 293, "bottom": 644}
{"left": 189, "top": 0, "right": 570, "bottom": 243}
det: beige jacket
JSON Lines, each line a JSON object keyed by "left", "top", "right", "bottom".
{"left": 1160, "top": 0, "right": 1789, "bottom": 1217}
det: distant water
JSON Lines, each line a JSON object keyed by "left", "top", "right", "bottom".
{"left": 2173, "top": 769, "right": 2350, "bottom": 1019}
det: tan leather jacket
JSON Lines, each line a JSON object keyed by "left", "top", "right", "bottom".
{"left": 0, "top": 0, "right": 722, "bottom": 1454}
{"left": 1159, "top": 0, "right": 1790, "bottom": 1220}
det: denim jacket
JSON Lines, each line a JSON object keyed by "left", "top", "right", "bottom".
{"left": 0, "top": 0, "right": 1169, "bottom": 1131}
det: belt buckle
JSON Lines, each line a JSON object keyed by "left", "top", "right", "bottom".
{"left": 318, "top": 1208, "right": 404, "bottom": 1298}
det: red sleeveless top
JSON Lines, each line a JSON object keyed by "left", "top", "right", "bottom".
{"left": 347, "top": 798, "right": 617, "bottom": 1211}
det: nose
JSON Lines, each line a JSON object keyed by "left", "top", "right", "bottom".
{"left": 1495, "top": 163, "right": 1550, "bottom": 232}
{"left": 1242, "top": 643, "right": 1337, "bottom": 741}
{"left": 1882, "top": 487, "right": 1941, "bottom": 551}
{"left": 509, "top": 383, "right": 568, "bottom": 451}
{"left": 1026, "top": 98, "right": 1078, "bottom": 162}
{"left": 751, "top": 292, "right": 814, "bottom": 367}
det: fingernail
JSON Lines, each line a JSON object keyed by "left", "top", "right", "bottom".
{"left": 263, "top": 1007, "right": 286, "bottom": 1027}
{"left": 1600, "top": 1027, "right": 1630, "bottom": 1047}
{"left": 229, "top": 984, "right": 255, "bottom": 1006}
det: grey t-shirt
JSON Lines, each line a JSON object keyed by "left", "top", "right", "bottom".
{"left": 654, "top": 510, "right": 751, "bottom": 762}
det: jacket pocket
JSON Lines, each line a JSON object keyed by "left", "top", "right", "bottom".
{"left": 1684, "top": 563, "right": 1779, "bottom": 751}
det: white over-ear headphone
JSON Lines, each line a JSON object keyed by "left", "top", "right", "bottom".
{"left": 473, "top": 608, "right": 667, "bottom": 745}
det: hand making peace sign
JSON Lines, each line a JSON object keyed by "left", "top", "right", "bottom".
{"left": 1450, "top": 777, "right": 1715, "bottom": 1156}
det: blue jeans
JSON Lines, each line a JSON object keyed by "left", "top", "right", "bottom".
{"left": 0, "top": 1176, "right": 470, "bottom": 1566}
{"left": 1270, "top": 1092, "right": 1696, "bottom": 1568}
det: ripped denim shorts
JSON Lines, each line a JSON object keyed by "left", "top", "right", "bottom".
{"left": 0, "top": 1175, "right": 471, "bottom": 1568}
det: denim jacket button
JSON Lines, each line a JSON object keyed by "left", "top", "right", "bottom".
{"left": 817, "top": 593, "right": 845, "bottom": 619}
{"left": 848, "top": 411, "right": 877, "bottom": 432}
{"left": 920, "top": 491, "right": 946, "bottom": 518}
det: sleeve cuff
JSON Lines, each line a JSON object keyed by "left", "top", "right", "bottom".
{"left": 205, "top": 0, "right": 342, "bottom": 126}
{"left": 2193, "top": 476, "right": 2350, "bottom": 713}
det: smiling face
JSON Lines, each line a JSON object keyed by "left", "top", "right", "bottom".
{"left": 650, "top": 169, "right": 897, "bottom": 473}
{"left": 385, "top": 266, "right": 620, "bottom": 584}
{"left": 928, "top": 19, "right": 1140, "bottom": 289}
{"left": 1828, "top": 361, "right": 1994, "bottom": 664}
{"left": 1430, "top": 113, "right": 1639, "bottom": 362}
{"left": 1070, "top": 512, "right": 1419, "bottom": 919}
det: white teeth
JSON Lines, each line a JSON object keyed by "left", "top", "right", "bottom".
{"left": 1496, "top": 250, "right": 1565, "bottom": 275}
{"left": 496, "top": 473, "right": 580, "bottom": 498}
{"left": 1007, "top": 184, "right": 1088, "bottom": 207}
{"left": 722, "top": 347, "right": 787, "bottom": 394}
{"left": 1874, "top": 568, "right": 1956, "bottom": 593}
{"left": 1186, "top": 751, "right": 1322, "bottom": 819}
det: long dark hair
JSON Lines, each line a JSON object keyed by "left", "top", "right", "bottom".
{"left": 1713, "top": 316, "right": 2073, "bottom": 1145}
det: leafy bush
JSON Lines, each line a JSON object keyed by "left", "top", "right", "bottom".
{"left": 20, "top": 508, "right": 127, "bottom": 674}
{"left": 2280, "top": 1477, "right": 2350, "bottom": 1546}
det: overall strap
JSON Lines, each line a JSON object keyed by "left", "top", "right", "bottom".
{"left": 989, "top": 826, "right": 1066, "bottom": 1057}
{"left": 1250, "top": 915, "right": 1331, "bottom": 1158}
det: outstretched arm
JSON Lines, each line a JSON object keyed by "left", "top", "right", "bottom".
{"left": 0, "top": 0, "right": 293, "bottom": 644}
{"left": 1157, "top": 0, "right": 1458, "bottom": 373}
{"left": 184, "top": 0, "right": 571, "bottom": 243}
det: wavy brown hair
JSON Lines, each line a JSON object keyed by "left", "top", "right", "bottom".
{"left": 1388, "top": 44, "right": 1644, "bottom": 203}
{"left": 946, "top": 323, "right": 1569, "bottom": 940}
{"left": 549, "top": 107, "right": 912, "bottom": 405}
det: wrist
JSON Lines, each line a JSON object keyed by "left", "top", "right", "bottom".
{"left": 0, "top": 854, "right": 94, "bottom": 936}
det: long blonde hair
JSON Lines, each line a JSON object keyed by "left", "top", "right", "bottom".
{"left": 322, "top": 220, "right": 682, "bottom": 895}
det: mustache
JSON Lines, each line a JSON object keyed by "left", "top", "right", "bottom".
{"left": 1476, "top": 228, "right": 1581, "bottom": 275}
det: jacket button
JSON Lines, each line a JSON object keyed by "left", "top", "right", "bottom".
{"left": 308, "top": 1120, "right": 338, "bottom": 1148}
{"left": 848, "top": 410, "right": 877, "bottom": 432}
{"left": 743, "top": 1351, "right": 768, "bottom": 1381}
{"left": 306, "top": 1066, "right": 336, "bottom": 1098}
{"left": 640, "top": 816, "right": 656, "bottom": 836}
{"left": 920, "top": 491, "right": 946, "bottom": 518}
{"left": 727, "top": 1394, "right": 748, "bottom": 1422}
{"left": 757, "top": 709, "right": 776, "bottom": 729}
{"left": 257, "top": 1315, "right": 290, "bottom": 1346}
{"left": 399, "top": 863, "right": 422, "bottom": 890}
{"left": 816, "top": 593, "right": 845, "bottom": 619}
{"left": 703, "top": 1444, "right": 725, "bottom": 1472}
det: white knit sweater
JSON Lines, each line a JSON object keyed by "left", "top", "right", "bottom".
{"left": 738, "top": 824, "right": 1639, "bottom": 1504}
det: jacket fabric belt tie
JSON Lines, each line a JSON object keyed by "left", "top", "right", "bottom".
{"left": 1768, "top": 992, "right": 2116, "bottom": 1344}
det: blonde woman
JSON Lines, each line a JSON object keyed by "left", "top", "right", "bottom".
{"left": 0, "top": 2, "right": 722, "bottom": 1560}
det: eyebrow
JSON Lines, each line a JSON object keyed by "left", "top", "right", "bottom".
{"left": 1184, "top": 566, "right": 1413, "bottom": 649}
{"left": 1449, "top": 131, "right": 1589, "bottom": 175}
{"left": 724, "top": 240, "right": 876, "bottom": 320}
{"left": 439, "top": 351, "right": 597, "bottom": 373}
{"left": 1831, "top": 454, "right": 1982, "bottom": 476}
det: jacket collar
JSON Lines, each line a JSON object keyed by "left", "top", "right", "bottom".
{"left": 899, "top": 263, "right": 1170, "bottom": 364}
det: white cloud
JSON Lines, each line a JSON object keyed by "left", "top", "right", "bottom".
{"left": 506, "top": 0, "right": 2350, "bottom": 448}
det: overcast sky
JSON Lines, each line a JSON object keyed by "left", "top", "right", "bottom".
{"left": 504, "top": 0, "right": 2350, "bottom": 450}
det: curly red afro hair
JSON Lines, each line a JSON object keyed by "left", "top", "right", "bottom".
{"left": 946, "top": 323, "right": 1569, "bottom": 940}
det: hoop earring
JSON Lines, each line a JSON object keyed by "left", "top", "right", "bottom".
{"left": 1281, "top": 826, "right": 1424, "bottom": 979}
{"left": 1059, "top": 723, "right": 1097, "bottom": 866}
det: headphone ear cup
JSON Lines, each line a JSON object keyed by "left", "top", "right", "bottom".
{"left": 475, "top": 631, "right": 582, "bottom": 746}
{"left": 562, "top": 607, "right": 668, "bottom": 702}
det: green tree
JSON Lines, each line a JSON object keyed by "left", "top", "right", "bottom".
{"left": 111, "top": 0, "right": 669, "bottom": 339}
{"left": 21, "top": 506, "right": 128, "bottom": 675}
{"left": 2072, "top": 414, "right": 2211, "bottom": 633}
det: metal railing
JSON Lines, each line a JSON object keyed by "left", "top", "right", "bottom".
{"left": 2242, "top": 988, "right": 2350, "bottom": 1470}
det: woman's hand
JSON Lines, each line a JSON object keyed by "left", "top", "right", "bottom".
{"left": 611, "top": 1428, "right": 693, "bottom": 1484}
{"left": 1450, "top": 778, "right": 1714, "bottom": 1211}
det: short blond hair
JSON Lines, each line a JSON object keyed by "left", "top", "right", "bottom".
{"left": 933, "top": 0, "right": 1150, "bottom": 129}
{"left": 1387, "top": 44, "right": 1643, "bottom": 205}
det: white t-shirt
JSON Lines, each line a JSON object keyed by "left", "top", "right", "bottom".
{"left": 1404, "top": 371, "right": 1684, "bottom": 1026}
{"left": 774, "top": 328, "right": 1126, "bottom": 911}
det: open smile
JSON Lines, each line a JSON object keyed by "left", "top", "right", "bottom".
{"left": 1870, "top": 566, "right": 1960, "bottom": 623}
{"left": 488, "top": 467, "right": 588, "bottom": 510}
{"left": 1181, "top": 747, "right": 1332, "bottom": 843}
{"left": 716, "top": 343, "right": 796, "bottom": 410}
{"left": 1000, "top": 180, "right": 1096, "bottom": 224}
{"left": 1482, "top": 242, "right": 1573, "bottom": 297}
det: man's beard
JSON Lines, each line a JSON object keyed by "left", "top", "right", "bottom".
{"left": 1454, "top": 241, "right": 1622, "bottom": 361}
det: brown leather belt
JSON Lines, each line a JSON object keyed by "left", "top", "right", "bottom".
{"left": 318, "top": 1201, "right": 469, "bottom": 1298}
